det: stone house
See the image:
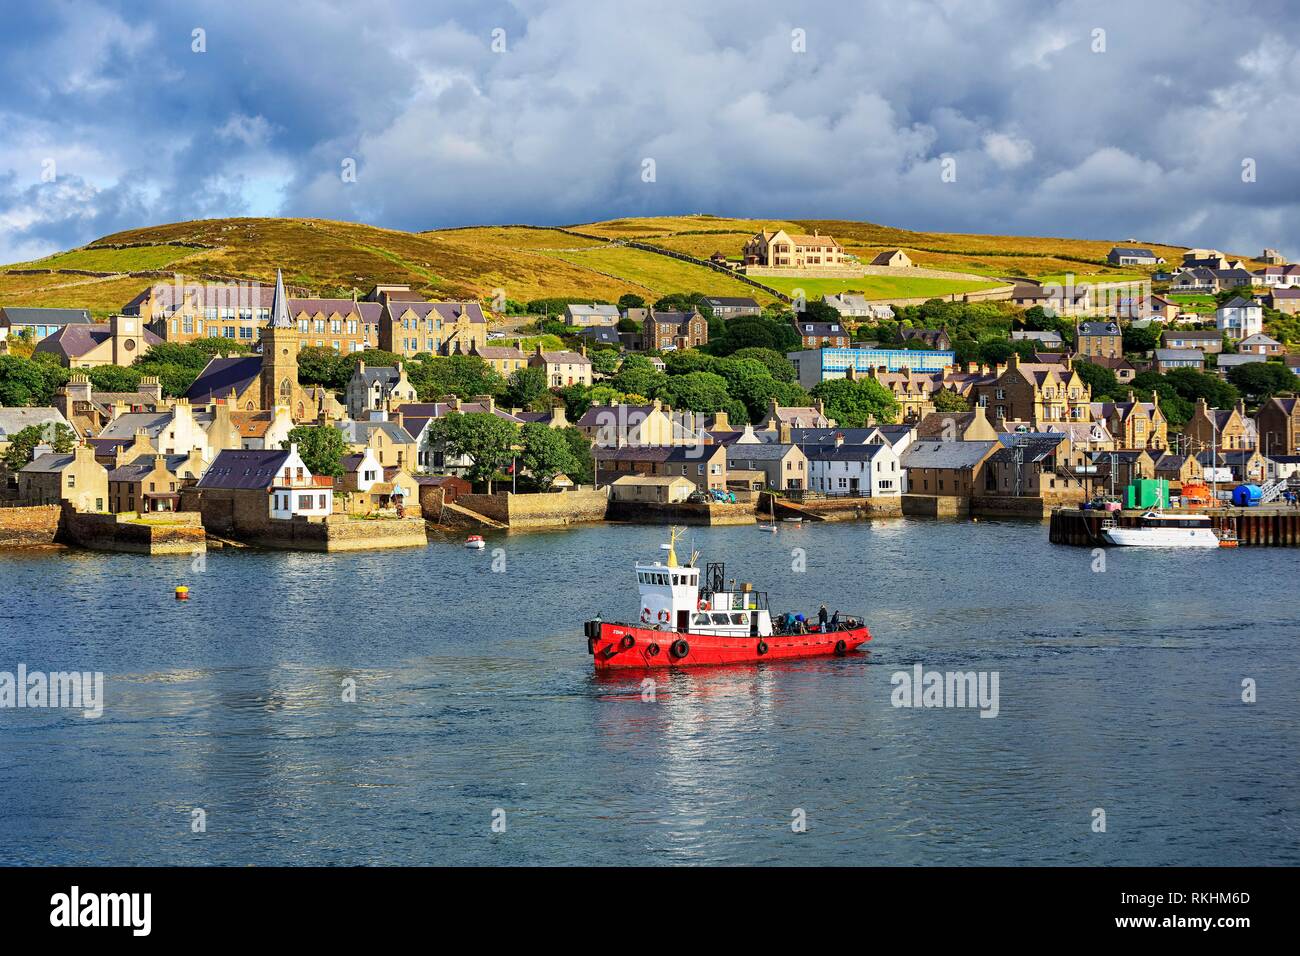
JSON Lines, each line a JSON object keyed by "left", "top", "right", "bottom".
{"left": 794, "top": 319, "right": 850, "bottom": 349}
{"left": 337, "top": 415, "right": 419, "bottom": 470}
{"left": 379, "top": 300, "right": 488, "bottom": 358}
{"left": 108, "top": 451, "right": 204, "bottom": 514}
{"left": 18, "top": 444, "right": 108, "bottom": 511}
{"left": 1257, "top": 396, "right": 1300, "bottom": 457}
{"left": 577, "top": 399, "right": 704, "bottom": 448}
{"left": 1185, "top": 399, "right": 1256, "bottom": 454}
{"left": 33, "top": 314, "right": 160, "bottom": 368}
{"left": 725, "top": 442, "right": 808, "bottom": 491}
{"left": 194, "top": 445, "right": 334, "bottom": 525}
{"left": 901, "top": 440, "right": 1000, "bottom": 496}
{"left": 982, "top": 434, "right": 1087, "bottom": 503}
{"left": 563, "top": 304, "right": 620, "bottom": 327}
{"left": 609, "top": 474, "right": 697, "bottom": 504}
{"left": 1075, "top": 321, "right": 1123, "bottom": 360}
{"left": 870, "top": 249, "right": 912, "bottom": 268}
{"left": 643, "top": 310, "right": 708, "bottom": 351}
{"left": 473, "top": 342, "right": 529, "bottom": 378}
{"left": 594, "top": 443, "right": 727, "bottom": 491}
{"left": 345, "top": 361, "right": 418, "bottom": 419}
{"left": 528, "top": 344, "right": 593, "bottom": 387}
{"left": 743, "top": 229, "right": 845, "bottom": 269}
{"left": 1090, "top": 393, "right": 1169, "bottom": 451}
{"left": 972, "top": 355, "right": 1092, "bottom": 426}
{"left": 1162, "top": 329, "right": 1223, "bottom": 354}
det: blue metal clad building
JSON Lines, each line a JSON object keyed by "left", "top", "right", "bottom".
{"left": 788, "top": 347, "right": 956, "bottom": 387}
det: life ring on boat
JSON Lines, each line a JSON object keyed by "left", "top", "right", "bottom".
{"left": 646, "top": 643, "right": 660, "bottom": 657}
{"left": 756, "top": 640, "right": 769, "bottom": 656}
{"left": 697, "top": 598, "right": 710, "bottom": 611}
{"left": 657, "top": 609, "right": 670, "bottom": 623}
{"left": 640, "top": 607, "right": 652, "bottom": 624}
{"left": 834, "top": 639, "right": 847, "bottom": 655}
{"left": 670, "top": 639, "right": 690, "bottom": 659}
{"left": 620, "top": 634, "right": 636, "bottom": 650}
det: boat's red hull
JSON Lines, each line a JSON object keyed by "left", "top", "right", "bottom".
{"left": 587, "top": 621, "right": 870, "bottom": 669}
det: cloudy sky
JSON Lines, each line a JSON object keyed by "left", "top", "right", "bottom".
{"left": 2, "top": 0, "right": 1298, "bottom": 263}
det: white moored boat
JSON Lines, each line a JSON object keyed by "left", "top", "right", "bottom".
{"left": 1100, "top": 511, "right": 1224, "bottom": 548}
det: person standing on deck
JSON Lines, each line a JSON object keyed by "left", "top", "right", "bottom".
{"left": 818, "top": 605, "right": 828, "bottom": 630}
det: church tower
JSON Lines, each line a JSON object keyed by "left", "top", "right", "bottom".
{"left": 260, "top": 269, "right": 300, "bottom": 413}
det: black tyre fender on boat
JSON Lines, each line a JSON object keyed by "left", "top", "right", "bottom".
{"left": 620, "top": 634, "right": 635, "bottom": 650}
{"left": 756, "top": 640, "right": 769, "bottom": 656}
{"left": 646, "top": 643, "right": 660, "bottom": 657}
{"left": 587, "top": 636, "right": 596, "bottom": 655}
{"left": 834, "top": 639, "right": 847, "bottom": 655}
{"left": 670, "top": 639, "right": 690, "bottom": 659}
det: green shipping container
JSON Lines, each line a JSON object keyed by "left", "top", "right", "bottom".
{"left": 1125, "top": 478, "right": 1170, "bottom": 510}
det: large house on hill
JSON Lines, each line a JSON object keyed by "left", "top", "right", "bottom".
{"left": 743, "top": 229, "right": 846, "bottom": 270}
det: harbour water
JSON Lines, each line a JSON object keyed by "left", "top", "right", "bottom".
{"left": 1, "top": 518, "right": 1297, "bottom": 866}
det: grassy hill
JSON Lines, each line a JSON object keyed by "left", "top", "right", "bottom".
{"left": 0, "top": 213, "right": 1265, "bottom": 317}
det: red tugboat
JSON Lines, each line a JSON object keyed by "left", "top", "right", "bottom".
{"left": 584, "top": 529, "right": 871, "bottom": 669}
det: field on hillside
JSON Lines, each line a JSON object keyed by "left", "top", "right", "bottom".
{"left": 760, "top": 274, "right": 1004, "bottom": 300}
{"left": 0, "top": 212, "right": 1258, "bottom": 317}
{"left": 10, "top": 244, "right": 202, "bottom": 273}
{"left": 535, "top": 245, "right": 783, "bottom": 305}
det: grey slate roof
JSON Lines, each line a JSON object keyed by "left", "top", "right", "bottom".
{"left": 801, "top": 442, "right": 889, "bottom": 462}
{"left": 901, "top": 440, "right": 999, "bottom": 470}
{"left": 0, "top": 407, "right": 73, "bottom": 440}
{"left": 337, "top": 420, "right": 417, "bottom": 445}
{"left": 726, "top": 442, "right": 798, "bottom": 462}
{"left": 184, "top": 356, "right": 263, "bottom": 404}
{"left": 19, "top": 452, "right": 76, "bottom": 474}
{"left": 196, "top": 449, "right": 293, "bottom": 489}
{"left": 0, "top": 306, "right": 94, "bottom": 326}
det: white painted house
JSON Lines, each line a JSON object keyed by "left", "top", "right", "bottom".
{"left": 196, "top": 444, "right": 333, "bottom": 520}
{"left": 799, "top": 437, "right": 903, "bottom": 497}
{"left": 1215, "top": 296, "right": 1263, "bottom": 340}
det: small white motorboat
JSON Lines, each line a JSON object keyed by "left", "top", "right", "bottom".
{"left": 465, "top": 535, "right": 487, "bottom": 549}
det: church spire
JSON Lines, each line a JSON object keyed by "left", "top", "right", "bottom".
{"left": 270, "top": 268, "right": 292, "bottom": 329}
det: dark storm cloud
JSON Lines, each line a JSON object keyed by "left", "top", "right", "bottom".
{"left": 1, "top": 0, "right": 1298, "bottom": 262}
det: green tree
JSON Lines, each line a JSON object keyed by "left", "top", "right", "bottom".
{"left": 283, "top": 425, "right": 347, "bottom": 479}
{"left": 1122, "top": 324, "right": 1161, "bottom": 354}
{"left": 810, "top": 377, "right": 900, "bottom": 427}
{"left": 655, "top": 370, "right": 732, "bottom": 413}
{"left": 611, "top": 354, "right": 667, "bottom": 397}
{"left": 504, "top": 365, "right": 550, "bottom": 410}
{"left": 426, "top": 412, "right": 520, "bottom": 492}
{"left": 617, "top": 293, "right": 645, "bottom": 310}
{"left": 559, "top": 426, "right": 594, "bottom": 485}
{"left": 518, "top": 422, "right": 579, "bottom": 490}
{"left": 932, "top": 389, "right": 970, "bottom": 413}
{"left": 589, "top": 348, "right": 620, "bottom": 376}
{"left": 409, "top": 355, "right": 506, "bottom": 401}
{"left": 87, "top": 364, "right": 142, "bottom": 393}
{"left": 1073, "top": 359, "right": 1120, "bottom": 401}
{"left": 730, "top": 347, "right": 797, "bottom": 381}
{"left": 297, "top": 346, "right": 347, "bottom": 389}
{"left": 1, "top": 422, "right": 76, "bottom": 473}
{"left": 1227, "top": 362, "right": 1299, "bottom": 402}
{"left": 0, "top": 355, "right": 51, "bottom": 406}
